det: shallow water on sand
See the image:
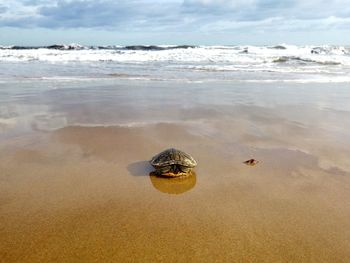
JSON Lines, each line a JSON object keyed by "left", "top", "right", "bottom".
{"left": 1, "top": 79, "right": 350, "bottom": 262}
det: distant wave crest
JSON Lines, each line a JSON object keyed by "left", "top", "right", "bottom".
{"left": 1, "top": 44, "right": 350, "bottom": 82}
{"left": 0, "top": 44, "right": 197, "bottom": 51}
{"left": 272, "top": 56, "right": 341, "bottom": 65}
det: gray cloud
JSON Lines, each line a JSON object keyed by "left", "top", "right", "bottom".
{"left": 38, "top": 1, "right": 137, "bottom": 28}
{"left": 0, "top": 0, "right": 170, "bottom": 31}
{"left": 0, "top": 5, "right": 8, "bottom": 13}
{"left": 0, "top": 0, "right": 349, "bottom": 33}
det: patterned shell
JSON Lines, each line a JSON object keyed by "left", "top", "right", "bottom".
{"left": 150, "top": 148, "right": 197, "bottom": 168}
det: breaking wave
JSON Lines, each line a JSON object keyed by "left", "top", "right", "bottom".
{"left": 1, "top": 44, "right": 350, "bottom": 82}
{"left": 272, "top": 56, "right": 341, "bottom": 65}
{"left": 0, "top": 44, "right": 197, "bottom": 51}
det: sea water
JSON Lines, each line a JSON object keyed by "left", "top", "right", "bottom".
{"left": 1, "top": 44, "right": 350, "bottom": 83}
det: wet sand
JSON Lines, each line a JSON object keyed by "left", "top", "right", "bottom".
{"left": 1, "top": 80, "right": 350, "bottom": 262}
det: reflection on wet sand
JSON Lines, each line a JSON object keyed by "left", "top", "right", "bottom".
{"left": 128, "top": 160, "right": 197, "bottom": 195}
{"left": 1, "top": 80, "right": 350, "bottom": 262}
{"left": 149, "top": 172, "right": 197, "bottom": 195}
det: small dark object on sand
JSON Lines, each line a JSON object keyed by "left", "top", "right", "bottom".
{"left": 150, "top": 148, "right": 197, "bottom": 177}
{"left": 243, "top": 159, "right": 259, "bottom": 166}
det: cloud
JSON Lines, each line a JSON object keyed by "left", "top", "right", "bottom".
{"left": 198, "top": 15, "right": 350, "bottom": 33}
{"left": 182, "top": 0, "right": 256, "bottom": 14}
{"left": 0, "top": 0, "right": 349, "bottom": 34}
{"left": 38, "top": 1, "right": 141, "bottom": 28}
{"left": 181, "top": 0, "right": 350, "bottom": 20}
{"left": 0, "top": 5, "right": 8, "bottom": 13}
{"left": 0, "top": 0, "right": 183, "bottom": 30}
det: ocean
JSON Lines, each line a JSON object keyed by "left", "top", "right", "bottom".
{"left": 1, "top": 44, "right": 350, "bottom": 83}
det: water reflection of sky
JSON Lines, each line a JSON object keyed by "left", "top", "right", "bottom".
{"left": 1, "top": 79, "right": 350, "bottom": 173}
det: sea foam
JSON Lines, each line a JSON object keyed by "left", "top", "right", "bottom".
{"left": 0, "top": 44, "right": 349, "bottom": 82}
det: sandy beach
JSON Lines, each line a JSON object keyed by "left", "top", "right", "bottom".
{"left": 1, "top": 79, "right": 350, "bottom": 262}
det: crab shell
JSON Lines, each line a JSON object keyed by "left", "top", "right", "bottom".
{"left": 150, "top": 148, "right": 197, "bottom": 176}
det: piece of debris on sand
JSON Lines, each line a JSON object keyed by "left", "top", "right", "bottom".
{"left": 243, "top": 159, "right": 259, "bottom": 166}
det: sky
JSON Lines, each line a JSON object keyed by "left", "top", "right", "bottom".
{"left": 0, "top": 0, "right": 349, "bottom": 45}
